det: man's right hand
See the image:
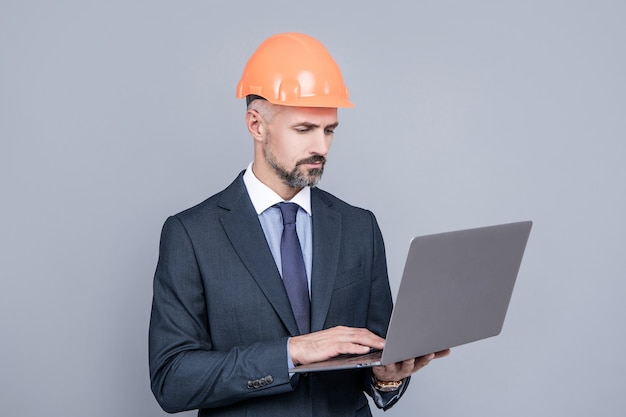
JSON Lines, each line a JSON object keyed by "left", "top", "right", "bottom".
{"left": 288, "top": 326, "right": 386, "bottom": 366}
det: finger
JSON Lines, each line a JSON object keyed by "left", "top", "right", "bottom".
{"left": 332, "top": 327, "right": 385, "bottom": 350}
{"left": 399, "top": 358, "right": 416, "bottom": 372}
{"left": 335, "top": 341, "right": 375, "bottom": 356}
{"left": 434, "top": 349, "right": 451, "bottom": 358}
{"left": 413, "top": 355, "right": 433, "bottom": 371}
{"left": 412, "top": 349, "right": 449, "bottom": 368}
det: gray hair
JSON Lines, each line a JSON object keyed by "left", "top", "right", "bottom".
{"left": 247, "top": 98, "right": 282, "bottom": 122}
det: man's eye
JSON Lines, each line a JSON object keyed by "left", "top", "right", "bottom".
{"left": 324, "top": 129, "right": 335, "bottom": 135}
{"left": 295, "top": 127, "right": 310, "bottom": 133}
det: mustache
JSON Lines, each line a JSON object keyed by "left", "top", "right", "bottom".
{"left": 296, "top": 155, "right": 326, "bottom": 166}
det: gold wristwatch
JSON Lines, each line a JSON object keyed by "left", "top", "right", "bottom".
{"left": 374, "top": 378, "right": 403, "bottom": 392}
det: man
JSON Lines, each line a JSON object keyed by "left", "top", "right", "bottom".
{"left": 149, "top": 32, "right": 448, "bottom": 416}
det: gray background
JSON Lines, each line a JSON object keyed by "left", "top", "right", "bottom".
{"left": 1, "top": 1, "right": 624, "bottom": 416}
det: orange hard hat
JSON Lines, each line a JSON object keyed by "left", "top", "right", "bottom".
{"left": 236, "top": 33, "right": 354, "bottom": 108}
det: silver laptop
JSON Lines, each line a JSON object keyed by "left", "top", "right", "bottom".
{"left": 290, "top": 221, "right": 533, "bottom": 373}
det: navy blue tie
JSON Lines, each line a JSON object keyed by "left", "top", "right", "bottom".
{"left": 278, "top": 202, "right": 311, "bottom": 335}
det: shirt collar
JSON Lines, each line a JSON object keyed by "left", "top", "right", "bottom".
{"left": 243, "top": 162, "right": 312, "bottom": 216}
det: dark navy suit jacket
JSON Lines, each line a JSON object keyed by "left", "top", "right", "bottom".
{"left": 149, "top": 173, "right": 405, "bottom": 416}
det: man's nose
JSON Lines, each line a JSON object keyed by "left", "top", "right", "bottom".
{"left": 310, "top": 130, "right": 332, "bottom": 156}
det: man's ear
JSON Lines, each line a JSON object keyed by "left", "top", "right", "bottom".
{"left": 246, "top": 109, "right": 266, "bottom": 142}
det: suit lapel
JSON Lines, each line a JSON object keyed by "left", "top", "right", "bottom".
{"left": 310, "top": 189, "right": 341, "bottom": 331}
{"left": 218, "top": 174, "right": 300, "bottom": 336}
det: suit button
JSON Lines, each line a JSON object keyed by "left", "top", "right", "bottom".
{"left": 247, "top": 381, "right": 254, "bottom": 389}
{"left": 253, "top": 380, "right": 261, "bottom": 388}
{"left": 264, "top": 375, "right": 274, "bottom": 384}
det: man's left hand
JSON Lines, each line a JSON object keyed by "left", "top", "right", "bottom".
{"left": 372, "top": 349, "right": 451, "bottom": 382}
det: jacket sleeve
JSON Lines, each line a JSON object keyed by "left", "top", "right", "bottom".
{"left": 148, "top": 216, "right": 294, "bottom": 413}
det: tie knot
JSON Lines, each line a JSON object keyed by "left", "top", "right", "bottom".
{"left": 278, "top": 202, "right": 299, "bottom": 225}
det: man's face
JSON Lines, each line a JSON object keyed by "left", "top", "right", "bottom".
{"left": 262, "top": 106, "right": 338, "bottom": 189}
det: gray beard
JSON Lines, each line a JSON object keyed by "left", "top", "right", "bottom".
{"left": 264, "top": 142, "right": 325, "bottom": 189}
